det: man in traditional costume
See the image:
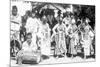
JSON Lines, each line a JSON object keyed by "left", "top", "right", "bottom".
{"left": 81, "top": 18, "right": 94, "bottom": 59}
{"left": 52, "top": 15, "right": 67, "bottom": 58}
{"left": 40, "top": 15, "right": 51, "bottom": 57}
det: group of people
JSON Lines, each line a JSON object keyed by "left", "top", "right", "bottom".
{"left": 10, "top": 4, "right": 95, "bottom": 62}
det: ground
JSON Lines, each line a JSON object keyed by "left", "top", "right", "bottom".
{"left": 11, "top": 56, "right": 95, "bottom": 67}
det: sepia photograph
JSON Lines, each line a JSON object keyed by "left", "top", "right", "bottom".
{"left": 10, "top": 0, "right": 95, "bottom": 66}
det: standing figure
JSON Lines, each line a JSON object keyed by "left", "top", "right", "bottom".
{"left": 19, "top": 11, "right": 30, "bottom": 43}
{"left": 52, "top": 16, "right": 67, "bottom": 58}
{"left": 63, "top": 15, "right": 72, "bottom": 55}
{"left": 11, "top": 5, "right": 21, "bottom": 41}
{"left": 81, "top": 22, "right": 94, "bottom": 59}
{"left": 68, "top": 18, "right": 78, "bottom": 58}
{"left": 40, "top": 16, "right": 51, "bottom": 57}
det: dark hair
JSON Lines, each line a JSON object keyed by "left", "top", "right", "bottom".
{"left": 12, "top": 5, "right": 17, "bottom": 11}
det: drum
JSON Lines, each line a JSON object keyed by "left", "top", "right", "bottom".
{"left": 17, "top": 51, "right": 41, "bottom": 64}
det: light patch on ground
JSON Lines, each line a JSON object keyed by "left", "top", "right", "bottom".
{"left": 11, "top": 57, "right": 95, "bottom": 67}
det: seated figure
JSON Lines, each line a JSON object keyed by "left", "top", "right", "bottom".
{"left": 16, "top": 33, "right": 41, "bottom": 64}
